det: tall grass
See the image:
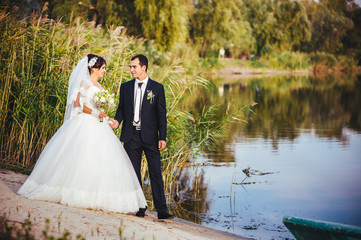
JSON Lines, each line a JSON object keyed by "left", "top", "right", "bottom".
{"left": 267, "top": 51, "right": 311, "bottom": 70}
{"left": 310, "top": 52, "right": 358, "bottom": 73}
{"left": 0, "top": 7, "right": 134, "bottom": 168}
{"left": 0, "top": 7, "right": 252, "bottom": 210}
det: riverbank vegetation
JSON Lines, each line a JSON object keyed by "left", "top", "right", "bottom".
{"left": 217, "top": 51, "right": 359, "bottom": 73}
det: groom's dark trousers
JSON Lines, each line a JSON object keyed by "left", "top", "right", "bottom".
{"left": 115, "top": 78, "right": 168, "bottom": 214}
{"left": 124, "top": 128, "right": 167, "bottom": 213}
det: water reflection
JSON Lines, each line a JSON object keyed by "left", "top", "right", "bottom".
{"left": 175, "top": 73, "right": 361, "bottom": 239}
{"left": 208, "top": 73, "right": 361, "bottom": 152}
{"left": 170, "top": 167, "right": 209, "bottom": 224}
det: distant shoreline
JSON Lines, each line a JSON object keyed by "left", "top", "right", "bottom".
{"left": 211, "top": 59, "right": 361, "bottom": 79}
{"left": 213, "top": 66, "right": 310, "bottom": 78}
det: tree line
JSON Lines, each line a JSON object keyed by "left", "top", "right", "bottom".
{"left": 3, "top": 0, "right": 361, "bottom": 63}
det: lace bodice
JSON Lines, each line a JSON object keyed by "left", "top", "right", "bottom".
{"left": 70, "top": 79, "right": 103, "bottom": 119}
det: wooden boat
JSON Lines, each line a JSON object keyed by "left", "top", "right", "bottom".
{"left": 283, "top": 216, "right": 361, "bottom": 240}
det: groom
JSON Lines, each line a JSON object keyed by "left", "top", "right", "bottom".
{"left": 110, "top": 54, "right": 173, "bottom": 220}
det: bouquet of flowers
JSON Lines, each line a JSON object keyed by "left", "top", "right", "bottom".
{"left": 93, "top": 90, "right": 116, "bottom": 122}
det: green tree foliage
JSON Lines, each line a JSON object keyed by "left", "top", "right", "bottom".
{"left": 321, "top": 0, "right": 359, "bottom": 12}
{"left": 90, "top": 0, "right": 125, "bottom": 26}
{"left": 89, "top": 0, "right": 141, "bottom": 34}
{"left": 244, "top": 0, "right": 311, "bottom": 55}
{"left": 49, "top": 0, "right": 93, "bottom": 22}
{"left": 4, "top": 0, "right": 361, "bottom": 62}
{"left": 302, "top": 1, "right": 354, "bottom": 53}
{"left": 190, "top": 0, "right": 255, "bottom": 57}
{"left": 44, "top": 0, "right": 140, "bottom": 35}
{"left": 342, "top": 8, "right": 361, "bottom": 64}
{"left": 49, "top": 0, "right": 114, "bottom": 25}
{"left": 0, "top": 0, "right": 40, "bottom": 19}
{"left": 134, "top": 0, "right": 189, "bottom": 50}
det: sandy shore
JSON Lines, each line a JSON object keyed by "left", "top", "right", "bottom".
{"left": 0, "top": 169, "right": 248, "bottom": 240}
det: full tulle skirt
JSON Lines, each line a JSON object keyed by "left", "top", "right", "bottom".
{"left": 17, "top": 113, "right": 147, "bottom": 213}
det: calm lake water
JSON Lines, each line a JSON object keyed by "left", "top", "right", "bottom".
{"left": 175, "top": 73, "right": 361, "bottom": 239}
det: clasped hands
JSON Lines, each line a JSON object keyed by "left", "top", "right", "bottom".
{"left": 105, "top": 117, "right": 166, "bottom": 150}
{"left": 97, "top": 109, "right": 116, "bottom": 128}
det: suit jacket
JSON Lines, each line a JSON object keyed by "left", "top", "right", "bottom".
{"left": 114, "top": 78, "right": 167, "bottom": 144}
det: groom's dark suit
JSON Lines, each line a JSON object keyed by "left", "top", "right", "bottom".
{"left": 114, "top": 78, "right": 168, "bottom": 214}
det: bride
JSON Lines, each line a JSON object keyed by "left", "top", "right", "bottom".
{"left": 18, "top": 54, "right": 147, "bottom": 213}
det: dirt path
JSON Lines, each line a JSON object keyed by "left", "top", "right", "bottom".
{"left": 0, "top": 169, "right": 248, "bottom": 240}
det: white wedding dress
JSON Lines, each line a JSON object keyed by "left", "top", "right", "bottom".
{"left": 18, "top": 76, "right": 147, "bottom": 213}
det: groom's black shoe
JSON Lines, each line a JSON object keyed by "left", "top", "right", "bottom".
{"left": 157, "top": 212, "right": 174, "bottom": 220}
{"left": 135, "top": 210, "right": 145, "bottom": 217}
{"left": 135, "top": 207, "right": 147, "bottom": 217}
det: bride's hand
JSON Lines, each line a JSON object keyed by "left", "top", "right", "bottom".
{"left": 108, "top": 118, "right": 119, "bottom": 129}
{"left": 99, "top": 111, "right": 107, "bottom": 119}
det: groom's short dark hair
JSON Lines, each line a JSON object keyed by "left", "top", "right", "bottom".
{"left": 131, "top": 54, "right": 148, "bottom": 72}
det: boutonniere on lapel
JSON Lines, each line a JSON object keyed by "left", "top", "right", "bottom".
{"left": 147, "top": 90, "right": 155, "bottom": 104}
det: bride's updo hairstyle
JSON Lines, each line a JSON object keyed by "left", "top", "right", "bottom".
{"left": 87, "top": 54, "right": 106, "bottom": 73}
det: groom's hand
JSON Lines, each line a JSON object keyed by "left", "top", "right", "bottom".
{"left": 158, "top": 140, "right": 166, "bottom": 150}
{"left": 109, "top": 119, "right": 119, "bottom": 129}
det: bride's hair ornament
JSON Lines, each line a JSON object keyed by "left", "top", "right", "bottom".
{"left": 88, "top": 57, "right": 98, "bottom": 68}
